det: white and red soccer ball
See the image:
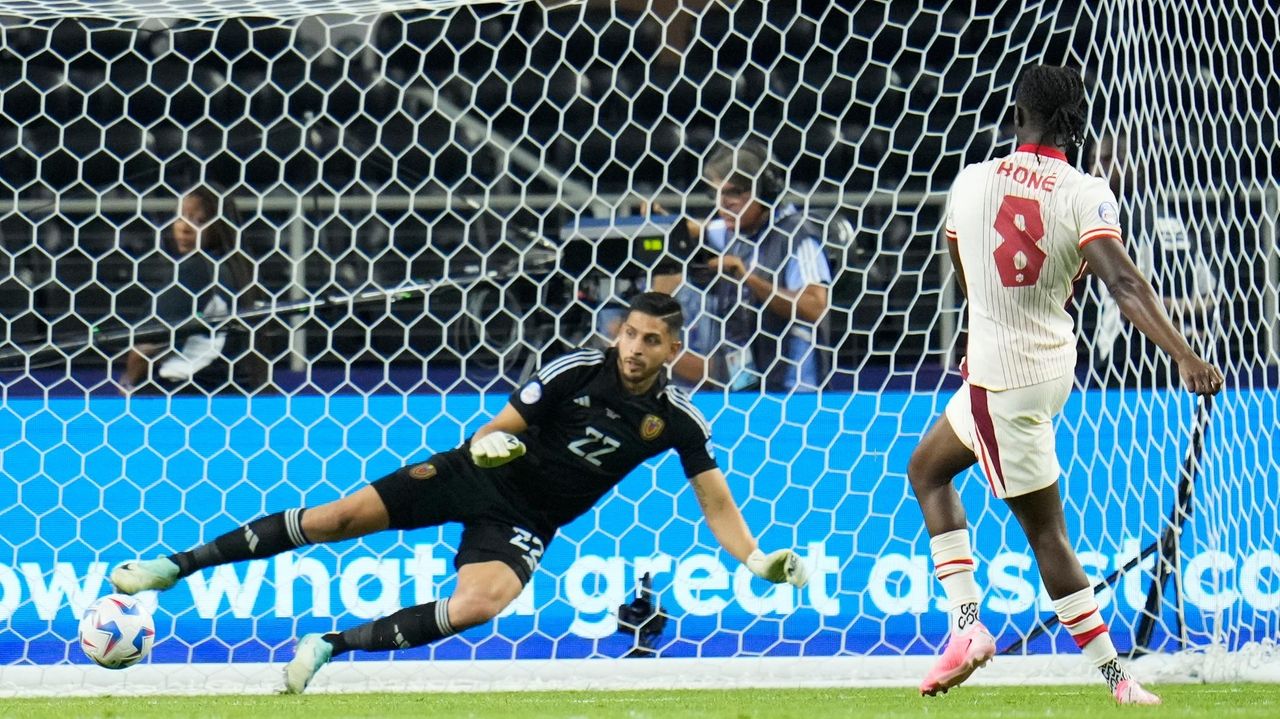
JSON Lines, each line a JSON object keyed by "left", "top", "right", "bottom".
{"left": 78, "top": 593, "right": 155, "bottom": 669}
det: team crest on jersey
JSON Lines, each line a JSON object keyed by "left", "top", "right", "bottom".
{"left": 408, "top": 463, "right": 436, "bottom": 480}
{"left": 640, "top": 414, "right": 665, "bottom": 440}
{"left": 1098, "top": 201, "right": 1118, "bottom": 225}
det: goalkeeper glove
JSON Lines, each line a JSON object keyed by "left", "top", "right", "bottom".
{"left": 745, "top": 548, "right": 810, "bottom": 588}
{"left": 469, "top": 431, "right": 526, "bottom": 468}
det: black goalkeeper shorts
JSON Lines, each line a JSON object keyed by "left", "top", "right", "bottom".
{"left": 370, "top": 447, "right": 550, "bottom": 585}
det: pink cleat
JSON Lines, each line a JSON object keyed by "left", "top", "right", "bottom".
{"left": 919, "top": 624, "right": 996, "bottom": 696}
{"left": 1113, "top": 679, "right": 1162, "bottom": 705}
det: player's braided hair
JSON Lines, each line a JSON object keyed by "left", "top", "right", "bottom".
{"left": 629, "top": 291, "right": 684, "bottom": 337}
{"left": 1015, "top": 65, "right": 1088, "bottom": 149}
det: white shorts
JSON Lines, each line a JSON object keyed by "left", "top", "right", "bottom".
{"left": 944, "top": 373, "right": 1073, "bottom": 499}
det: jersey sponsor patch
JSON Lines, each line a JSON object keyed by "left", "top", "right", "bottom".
{"left": 640, "top": 414, "right": 665, "bottom": 441}
{"left": 408, "top": 462, "right": 436, "bottom": 480}
{"left": 519, "top": 381, "right": 542, "bottom": 404}
{"left": 1098, "top": 201, "right": 1118, "bottom": 225}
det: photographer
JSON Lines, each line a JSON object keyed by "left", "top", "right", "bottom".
{"left": 653, "top": 140, "right": 832, "bottom": 392}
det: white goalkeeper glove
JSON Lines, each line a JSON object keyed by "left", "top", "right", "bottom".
{"left": 745, "top": 548, "right": 810, "bottom": 588}
{"left": 469, "top": 431, "right": 526, "bottom": 468}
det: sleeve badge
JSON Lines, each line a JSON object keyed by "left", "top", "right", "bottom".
{"left": 520, "top": 381, "right": 542, "bottom": 404}
{"left": 409, "top": 463, "right": 436, "bottom": 480}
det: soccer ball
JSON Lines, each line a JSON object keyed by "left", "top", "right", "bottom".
{"left": 78, "top": 593, "right": 155, "bottom": 669}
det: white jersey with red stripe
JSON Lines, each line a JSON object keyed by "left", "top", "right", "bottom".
{"left": 945, "top": 143, "right": 1122, "bottom": 390}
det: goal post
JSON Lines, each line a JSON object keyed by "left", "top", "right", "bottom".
{"left": 0, "top": 0, "right": 1277, "bottom": 693}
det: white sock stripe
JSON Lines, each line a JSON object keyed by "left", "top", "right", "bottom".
{"left": 294, "top": 509, "right": 309, "bottom": 546}
{"left": 284, "top": 509, "right": 300, "bottom": 547}
{"left": 436, "top": 599, "right": 454, "bottom": 636}
{"left": 280, "top": 509, "right": 295, "bottom": 547}
{"left": 284, "top": 508, "right": 307, "bottom": 547}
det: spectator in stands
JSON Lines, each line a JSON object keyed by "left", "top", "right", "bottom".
{"left": 116, "top": 187, "right": 266, "bottom": 395}
{"left": 1089, "top": 131, "right": 1220, "bottom": 386}
{"left": 630, "top": 139, "right": 832, "bottom": 392}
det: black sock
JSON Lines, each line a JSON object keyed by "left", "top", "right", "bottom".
{"left": 324, "top": 599, "right": 457, "bottom": 656}
{"left": 169, "top": 509, "right": 310, "bottom": 578}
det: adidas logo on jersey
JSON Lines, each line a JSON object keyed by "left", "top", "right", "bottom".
{"left": 574, "top": 396, "right": 590, "bottom": 408}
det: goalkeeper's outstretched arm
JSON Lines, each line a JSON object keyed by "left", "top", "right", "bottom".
{"left": 469, "top": 404, "right": 529, "bottom": 468}
{"left": 689, "top": 468, "right": 810, "bottom": 587}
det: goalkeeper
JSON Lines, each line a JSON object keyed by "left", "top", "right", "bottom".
{"left": 110, "top": 291, "right": 810, "bottom": 693}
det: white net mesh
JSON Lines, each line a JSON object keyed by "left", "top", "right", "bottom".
{"left": 0, "top": 0, "right": 1277, "bottom": 690}
{"left": 2, "top": 1, "right": 467, "bottom": 22}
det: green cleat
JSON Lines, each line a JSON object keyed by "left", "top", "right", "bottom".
{"left": 282, "top": 634, "right": 334, "bottom": 694}
{"left": 109, "top": 557, "right": 180, "bottom": 595}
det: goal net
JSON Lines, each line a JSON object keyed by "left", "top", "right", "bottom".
{"left": 0, "top": 0, "right": 1276, "bottom": 693}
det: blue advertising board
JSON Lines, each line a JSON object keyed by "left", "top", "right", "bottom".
{"left": 0, "top": 389, "right": 1276, "bottom": 665}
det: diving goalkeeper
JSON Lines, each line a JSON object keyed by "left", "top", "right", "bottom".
{"left": 110, "top": 291, "right": 810, "bottom": 693}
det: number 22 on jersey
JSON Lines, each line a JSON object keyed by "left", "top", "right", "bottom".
{"left": 568, "top": 426, "right": 621, "bottom": 467}
{"left": 992, "top": 195, "right": 1046, "bottom": 287}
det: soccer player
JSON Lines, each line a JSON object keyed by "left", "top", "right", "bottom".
{"left": 109, "top": 291, "right": 810, "bottom": 693}
{"left": 908, "top": 65, "right": 1223, "bottom": 704}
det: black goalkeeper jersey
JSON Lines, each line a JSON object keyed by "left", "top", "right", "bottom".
{"left": 496, "top": 347, "right": 718, "bottom": 532}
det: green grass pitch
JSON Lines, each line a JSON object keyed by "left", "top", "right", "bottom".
{"left": 3, "top": 685, "right": 1278, "bottom": 719}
